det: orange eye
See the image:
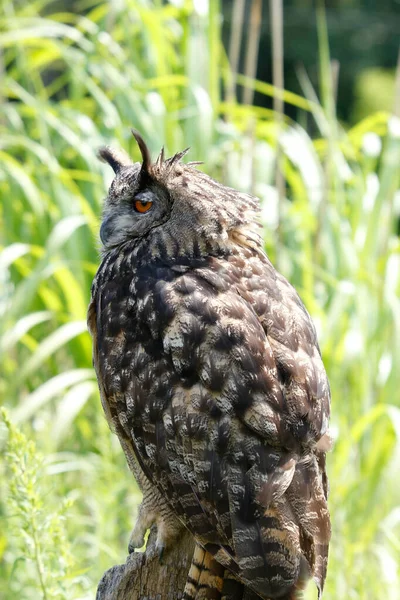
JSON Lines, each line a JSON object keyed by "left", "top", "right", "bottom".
{"left": 134, "top": 199, "right": 153, "bottom": 213}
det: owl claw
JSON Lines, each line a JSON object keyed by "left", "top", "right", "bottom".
{"left": 128, "top": 541, "right": 136, "bottom": 554}
{"left": 128, "top": 524, "right": 146, "bottom": 554}
{"left": 156, "top": 541, "right": 165, "bottom": 564}
{"left": 128, "top": 535, "right": 145, "bottom": 554}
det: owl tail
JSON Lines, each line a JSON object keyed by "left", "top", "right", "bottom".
{"left": 183, "top": 543, "right": 266, "bottom": 600}
{"left": 183, "top": 543, "right": 225, "bottom": 599}
{"left": 220, "top": 571, "right": 264, "bottom": 599}
{"left": 286, "top": 453, "right": 331, "bottom": 598}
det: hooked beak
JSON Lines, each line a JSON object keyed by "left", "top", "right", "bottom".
{"left": 100, "top": 215, "right": 112, "bottom": 245}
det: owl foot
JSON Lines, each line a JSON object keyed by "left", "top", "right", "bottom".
{"left": 128, "top": 524, "right": 146, "bottom": 554}
{"left": 128, "top": 524, "right": 171, "bottom": 563}
{"left": 128, "top": 501, "right": 153, "bottom": 553}
{"left": 128, "top": 499, "right": 183, "bottom": 562}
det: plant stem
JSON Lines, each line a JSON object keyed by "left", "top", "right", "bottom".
{"left": 270, "top": 0, "right": 285, "bottom": 264}
{"left": 31, "top": 515, "right": 49, "bottom": 600}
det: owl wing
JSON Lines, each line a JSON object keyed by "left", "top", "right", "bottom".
{"left": 88, "top": 296, "right": 154, "bottom": 487}
{"left": 117, "top": 254, "right": 330, "bottom": 599}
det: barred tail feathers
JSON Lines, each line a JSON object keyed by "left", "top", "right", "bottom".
{"left": 183, "top": 543, "right": 225, "bottom": 600}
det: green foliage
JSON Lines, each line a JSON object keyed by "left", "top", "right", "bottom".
{"left": 0, "top": 409, "right": 85, "bottom": 598}
{"left": 1, "top": 1, "right": 399, "bottom": 599}
{"left": 352, "top": 68, "right": 396, "bottom": 123}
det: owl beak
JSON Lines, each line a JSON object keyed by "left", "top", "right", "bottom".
{"left": 100, "top": 216, "right": 112, "bottom": 245}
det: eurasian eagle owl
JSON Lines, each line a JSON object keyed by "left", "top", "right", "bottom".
{"left": 88, "top": 131, "right": 331, "bottom": 600}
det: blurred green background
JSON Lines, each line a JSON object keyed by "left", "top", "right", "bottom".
{"left": 1, "top": 1, "right": 399, "bottom": 598}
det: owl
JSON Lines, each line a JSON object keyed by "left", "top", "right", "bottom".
{"left": 88, "top": 131, "right": 331, "bottom": 600}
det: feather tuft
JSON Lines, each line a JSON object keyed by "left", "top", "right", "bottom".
{"left": 166, "top": 147, "right": 190, "bottom": 171}
{"left": 155, "top": 146, "right": 165, "bottom": 169}
{"left": 131, "top": 129, "right": 152, "bottom": 174}
{"left": 98, "top": 146, "right": 133, "bottom": 174}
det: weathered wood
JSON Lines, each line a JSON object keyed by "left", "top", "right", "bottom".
{"left": 96, "top": 527, "right": 195, "bottom": 600}
{"left": 96, "top": 527, "right": 262, "bottom": 599}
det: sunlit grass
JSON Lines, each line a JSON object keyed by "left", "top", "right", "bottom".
{"left": 1, "top": 1, "right": 399, "bottom": 598}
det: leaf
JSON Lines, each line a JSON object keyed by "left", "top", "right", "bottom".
{"left": 0, "top": 311, "right": 52, "bottom": 354}
{"left": 46, "top": 216, "right": 88, "bottom": 254}
{"left": 13, "top": 369, "right": 95, "bottom": 423}
{"left": 19, "top": 321, "right": 88, "bottom": 380}
{"left": 0, "top": 244, "right": 31, "bottom": 271}
{"left": 52, "top": 381, "right": 97, "bottom": 443}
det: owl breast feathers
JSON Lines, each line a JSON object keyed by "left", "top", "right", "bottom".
{"left": 88, "top": 132, "right": 331, "bottom": 600}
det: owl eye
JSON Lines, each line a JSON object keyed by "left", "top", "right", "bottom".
{"left": 134, "top": 199, "right": 153, "bottom": 213}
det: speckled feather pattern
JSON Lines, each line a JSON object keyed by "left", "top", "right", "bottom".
{"left": 88, "top": 139, "right": 331, "bottom": 600}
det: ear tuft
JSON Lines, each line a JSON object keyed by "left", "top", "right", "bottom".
{"left": 170, "top": 147, "right": 190, "bottom": 165}
{"left": 131, "top": 129, "right": 152, "bottom": 174}
{"left": 155, "top": 146, "right": 165, "bottom": 169}
{"left": 164, "top": 147, "right": 191, "bottom": 173}
{"left": 98, "top": 146, "right": 133, "bottom": 174}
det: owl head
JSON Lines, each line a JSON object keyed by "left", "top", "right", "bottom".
{"left": 98, "top": 131, "right": 260, "bottom": 259}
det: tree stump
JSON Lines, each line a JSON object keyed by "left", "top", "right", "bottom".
{"left": 96, "top": 527, "right": 261, "bottom": 599}
{"left": 96, "top": 527, "right": 195, "bottom": 600}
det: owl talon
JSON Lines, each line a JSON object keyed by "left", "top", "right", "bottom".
{"left": 128, "top": 523, "right": 146, "bottom": 554}
{"left": 128, "top": 541, "right": 136, "bottom": 554}
{"left": 157, "top": 542, "right": 165, "bottom": 564}
{"left": 128, "top": 536, "right": 145, "bottom": 554}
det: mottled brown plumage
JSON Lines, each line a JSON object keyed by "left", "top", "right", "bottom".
{"left": 88, "top": 132, "right": 331, "bottom": 599}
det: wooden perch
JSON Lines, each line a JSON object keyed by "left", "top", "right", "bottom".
{"left": 96, "top": 527, "right": 260, "bottom": 599}
{"left": 96, "top": 527, "right": 195, "bottom": 600}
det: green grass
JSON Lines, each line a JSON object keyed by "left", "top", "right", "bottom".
{"left": 1, "top": 1, "right": 400, "bottom": 598}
